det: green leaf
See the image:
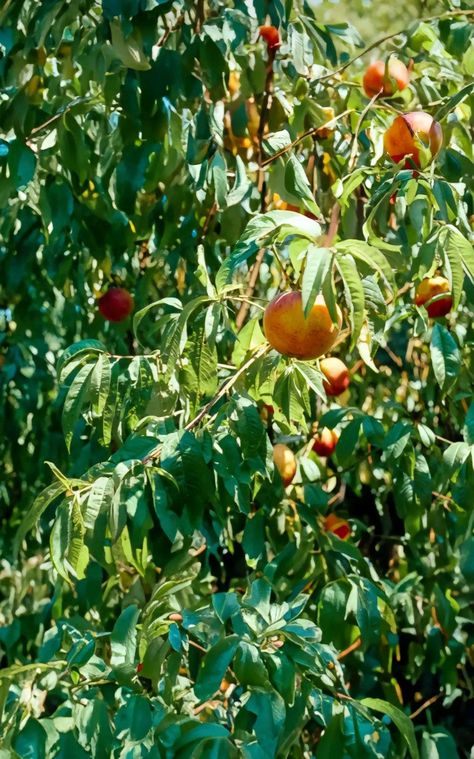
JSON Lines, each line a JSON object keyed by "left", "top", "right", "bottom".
{"left": 463, "top": 402, "right": 474, "bottom": 445}
{"left": 62, "top": 362, "right": 95, "bottom": 451}
{"left": 13, "top": 718, "right": 47, "bottom": 759}
{"left": 57, "top": 340, "right": 106, "bottom": 382}
{"left": 294, "top": 361, "right": 326, "bottom": 401}
{"left": 226, "top": 154, "right": 250, "bottom": 207}
{"left": 58, "top": 112, "right": 89, "bottom": 184}
{"left": 273, "top": 365, "right": 310, "bottom": 424}
{"left": 90, "top": 353, "right": 112, "bottom": 418}
{"left": 316, "top": 712, "right": 346, "bottom": 758}
{"left": 164, "top": 296, "right": 211, "bottom": 378}
{"left": 111, "top": 604, "right": 140, "bottom": 666}
{"left": 231, "top": 395, "right": 266, "bottom": 460}
{"left": 334, "top": 168, "right": 366, "bottom": 208}
{"left": 0, "top": 140, "right": 37, "bottom": 204}
{"left": 262, "top": 129, "right": 292, "bottom": 155}
{"left": 14, "top": 481, "right": 66, "bottom": 559}
{"left": 0, "top": 661, "right": 66, "bottom": 681}
{"left": 174, "top": 724, "right": 231, "bottom": 751}
{"left": 132, "top": 297, "right": 183, "bottom": 346}
{"left": 194, "top": 635, "right": 239, "bottom": 700}
{"left": 440, "top": 227, "right": 465, "bottom": 309}
{"left": 361, "top": 698, "right": 420, "bottom": 759}
{"left": 430, "top": 323, "right": 460, "bottom": 390}
{"left": 434, "top": 81, "right": 474, "bottom": 122}
{"left": 50, "top": 499, "right": 87, "bottom": 582}
{"left": 417, "top": 423, "right": 436, "bottom": 447}
{"left": 187, "top": 323, "right": 218, "bottom": 401}
{"left": 284, "top": 155, "right": 320, "bottom": 216}
{"left": 67, "top": 498, "right": 88, "bottom": 578}
{"left": 234, "top": 641, "right": 269, "bottom": 687}
{"left": 301, "top": 246, "right": 333, "bottom": 317}
{"left": 443, "top": 225, "right": 474, "bottom": 284}
{"left": 210, "top": 151, "right": 229, "bottom": 210}
{"left": 443, "top": 441, "right": 470, "bottom": 472}
{"left": 110, "top": 18, "right": 151, "bottom": 71}
{"left": 84, "top": 476, "right": 114, "bottom": 531}
{"left": 336, "top": 239, "right": 395, "bottom": 293}
{"left": 216, "top": 211, "right": 321, "bottom": 291}
{"left": 459, "top": 538, "right": 474, "bottom": 584}
{"left": 336, "top": 253, "right": 365, "bottom": 345}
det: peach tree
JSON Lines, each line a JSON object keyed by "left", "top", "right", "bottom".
{"left": 0, "top": 0, "right": 473, "bottom": 756}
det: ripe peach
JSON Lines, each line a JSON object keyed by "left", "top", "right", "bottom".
{"left": 415, "top": 276, "right": 453, "bottom": 318}
{"left": 363, "top": 59, "right": 409, "bottom": 98}
{"left": 323, "top": 513, "right": 351, "bottom": 540}
{"left": 246, "top": 98, "right": 261, "bottom": 142}
{"left": 312, "top": 428, "right": 339, "bottom": 457}
{"left": 263, "top": 291, "right": 342, "bottom": 361}
{"left": 25, "top": 74, "right": 44, "bottom": 100}
{"left": 168, "top": 612, "right": 183, "bottom": 622}
{"left": 384, "top": 111, "right": 443, "bottom": 168}
{"left": 314, "top": 106, "right": 336, "bottom": 139}
{"left": 272, "top": 193, "right": 298, "bottom": 212}
{"left": 320, "top": 357, "right": 350, "bottom": 397}
{"left": 98, "top": 287, "right": 134, "bottom": 322}
{"left": 228, "top": 70, "right": 240, "bottom": 98}
{"left": 259, "top": 25, "right": 280, "bottom": 50}
{"left": 260, "top": 403, "right": 275, "bottom": 423}
{"left": 273, "top": 443, "right": 297, "bottom": 487}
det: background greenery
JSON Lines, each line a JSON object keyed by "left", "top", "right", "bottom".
{"left": 312, "top": 0, "right": 445, "bottom": 38}
{"left": 0, "top": 0, "right": 473, "bottom": 756}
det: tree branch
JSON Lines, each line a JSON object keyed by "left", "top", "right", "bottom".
{"left": 185, "top": 343, "right": 270, "bottom": 431}
{"left": 409, "top": 693, "right": 441, "bottom": 720}
{"left": 337, "top": 637, "right": 362, "bottom": 660}
{"left": 261, "top": 109, "right": 354, "bottom": 167}
{"left": 323, "top": 203, "right": 341, "bottom": 247}
{"left": 235, "top": 48, "right": 276, "bottom": 331}
{"left": 142, "top": 344, "right": 270, "bottom": 463}
{"left": 317, "top": 10, "right": 474, "bottom": 83}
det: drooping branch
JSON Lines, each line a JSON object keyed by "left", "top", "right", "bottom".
{"left": 142, "top": 343, "right": 270, "bottom": 463}
{"left": 317, "top": 9, "right": 474, "bottom": 83}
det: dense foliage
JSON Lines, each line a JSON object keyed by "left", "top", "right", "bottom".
{"left": 1, "top": 0, "right": 474, "bottom": 756}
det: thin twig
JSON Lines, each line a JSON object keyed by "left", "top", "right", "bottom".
{"left": 348, "top": 89, "right": 381, "bottom": 172}
{"left": 434, "top": 433, "right": 453, "bottom": 445}
{"left": 141, "top": 344, "right": 270, "bottom": 463}
{"left": 432, "top": 490, "right": 454, "bottom": 504}
{"left": 409, "top": 693, "right": 441, "bottom": 720}
{"left": 261, "top": 109, "right": 354, "bottom": 167}
{"left": 328, "top": 481, "right": 346, "bottom": 508}
{"left": 337, "top": 637, "right": 362, "bottom": 660}
{"left": 383, "top": 343, "right": 403, "bottom": 367}
{"left": 195, "top": 0, "right": 205, "bottom": 34}
{"left": 106, "top": 352, "right": 159, "bottom": 360}
{"left": 189, "top": 639, "right": 207, "bottom": 654}
{"left": 323, "top": 203, "right": 341, "bottom": 247}
{"left": 317, "top": 10, "right": 474, "bottom": 83}
{"left": 185, "top": 344, "right": 270, "bottom": 432}
{"left": 319, "top": 93, "right": 378, "bottom": 248}
{"left": 234, "top": 249, "right": 266, "bottom": 330}
{"left": 225, "top": 295, "right": 266, "bottom": 311}
{"left": 200, "top": 202, "right": 217, "bottom": 242}
{"left": 157, "top": 12, "right": 184, "bottom": 47}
